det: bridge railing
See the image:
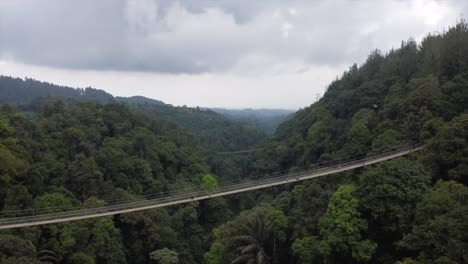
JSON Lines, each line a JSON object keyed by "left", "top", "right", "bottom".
{"left": 0, "top": 145, "right": 420, "bottom": 228}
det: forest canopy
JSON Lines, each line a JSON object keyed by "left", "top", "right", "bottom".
{"left": 0, "top": 21, "right": 467, "bottom": 264}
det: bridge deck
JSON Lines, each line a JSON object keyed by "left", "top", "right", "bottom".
{"left": 0, "top": 146, "right": 421, "bottom": 230}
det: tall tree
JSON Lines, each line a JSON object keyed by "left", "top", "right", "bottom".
{"left": 399, "top": 181, "right": 468, "bottom": 263}
{"left": 318, "top": 185, "right": 376, "bottom": 263}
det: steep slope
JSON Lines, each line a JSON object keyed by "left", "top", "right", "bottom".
{"left": 0, "top": 75, "right": 267, "bottom": 179}
{"left": 1, "top": 21, "right": 467, "bottom": 264}
{"left": 256, "top": 22, "right": 467, "bottom": 174}
{"left": 0, "top": 102, "right": 215, "bottom": 263}
{"left": 0, "top": 76, "right": 114, "bottom": 104}
{"left": 205, "top": 21, "right": 468, "bottom": 264}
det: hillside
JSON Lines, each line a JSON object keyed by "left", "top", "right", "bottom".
{"left": 0, "top": 102, "right": 215, "bottom": 263}
{"left": 205, "top": 21, "right": 468, "bottom": 264}
{"left": 0, "top": 76, "right": 267, "bottom": 179}
{"left": 0, "top": 76, "right": 243, "bottom": 134}
{"left": 0, "top": 22, "right": 467, "bottom": 264}
{"left": 0, "top": 77, "right": 114, "bottom": 104}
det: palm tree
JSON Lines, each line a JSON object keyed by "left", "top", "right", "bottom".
{"left": 231, "top": 214, "right": 274, "bottom": 264}
{"left": 36, "top": 250, "right": 58, "bottom": 264}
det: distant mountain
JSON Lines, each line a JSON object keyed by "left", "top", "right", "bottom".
{"left": 0, "top": 75, "right": 294, "bottom": 136}
{"left": 210, "top": 108, "right": 295, "bottom": 118}
{"left": 0, "top": 76, "right": 114, "bottom": 104}
{"left": 116, "top": 95, "right": 164, "bottom": 105}
{"left": 0, "top": 75, "right": 269, "bottom": 179}
{"left": 209, "top": 108, "right": 295, "bottom": 134}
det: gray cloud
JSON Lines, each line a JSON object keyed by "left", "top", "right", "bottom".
{"left": 1, "top": 0, "right": 467, "bottom": 74}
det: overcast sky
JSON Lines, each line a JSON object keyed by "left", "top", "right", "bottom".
{"left": 1, "top": 0, "right": 467, "bottom": 109}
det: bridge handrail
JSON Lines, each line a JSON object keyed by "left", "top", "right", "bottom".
{"left": 0, "top": 146, "right": 421, "bottom": 228}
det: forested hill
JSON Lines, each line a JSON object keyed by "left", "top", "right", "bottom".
{"left": 0, "top": 75, "right": 226, "bottom": 133}
{"left": 0, "top": 86, "right": 265, "bottom": 263}
{"left": 1, "top": 22, "right": 467, "bottom": 264}
{"left": 255, "top": 21, "right": 468, "bottom": 174}
{"left": 205, "top": 21, "right": 468, "bottom": 264}
{"left": 0, "top": 75, "right": 266, "bottom": 151}
{"left": 0, "top": 101, "right": 228, "bottom": 263}
{"left": 0, "top": 76, "right": 268, "bottom": 135}
{"left": 0, "top": 76, "right": 115, "bottom": 104}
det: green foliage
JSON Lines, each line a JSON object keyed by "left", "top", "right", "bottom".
{"left": 66, "top": 154, "right": 104, "bottom": 201}
{"left": 0, "top": 101, "right": 230, "bottom": 263}
{"left": 265, "top": 209, "right": 288, "bottom": 241}
{"left": 203, "top": 198, "right": 232, "bottom": 226}
{"left": 70, "top": 252, "right": 95, "bottom": 264}
{"left": 399, "top": 181, "right": 468, "bottom": 263}
{"left": 1, "top": 20, "right": 468, "bottom": 264}
{"left": 230, "top": 214, "right": 271, "bottom": 264}
{"left": 246, "top": 20, "right": 468, "bottom": 264}
{"left": 356, "top": 158, "right": 431, "bottom": 262}
{"left": 203, "top": 242, "right": 226, "bottom": 264}
{"left": 395, "top": 259, "right": 423, "bottom": 264}
{"left": 2, "top": 185, "right": 33, "bottom": 211}
{"left": 37, "top": 250, "right": 59, "bottom": 264}
{"left": 424, "top": 114, "right": 468, "bottom": 184}
{"left": 288, "top": 180, "right": 336, "bottom": 238}
{"left": 0, "top": 144, "right": 26, "bottom": 184}
{"left": 0, "top": 116, "right": 14, "bottom": 138}
{"left": 318, "top": 185, "right": 376, "bottom": 262}
{"left": 150, "top": 248, "right": 179, "bottom": 264}
{"left": 358, "top": 158, "right": 431, "bottom": 232}
{"left": 206, "top": 207, "right": 289, "bottom": 264}
{"left": 0, "top": 235, "right": 36, "bottom": 262}
{"left": 33, "top": 193, "right": 75, "bottom": 213}
{"left": 200, "top": 174, "right": 218, "bottom": 190}
{"left": 91, "top": 218, "right": 126, "bottom": 263}
{"left": 369, "top": 129, "right": 402, "bottom": 154}
{"left": 291, "top": 236, "right": 320, "bottom": 263}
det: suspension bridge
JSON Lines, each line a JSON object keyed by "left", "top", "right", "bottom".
{"left": 0, "top": 146, "right": 421, "bottom": 230}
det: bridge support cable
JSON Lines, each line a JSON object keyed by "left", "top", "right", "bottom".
{"left": 0, "top": 146, "right": 422, "bottom": 230}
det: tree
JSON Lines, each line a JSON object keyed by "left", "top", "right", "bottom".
{"left": 440, "top": 73, "right": 468, "bottom": 114}
{"left": 401, "top": 76, "right": 443, "bottom": 140}
{"left": 37, "top": 250, "right": 59, "bottom": 264}
{"left": 0, "top": 143, "right": 27, "bottom": 209}
{"left": 291, "top": 236, "right": 320, "bottom": 264}
{"left": 66, "top": 154, "right": 104, "bottom": 201}
{"left": 439, "top": 19, "right": 468, "bottom": 78}
{"left": 289, "top": 181, "right": 335, "bottom": 238}
{"left": 90, "top": 218, "right": 127, "bottom": 264}
{"left": 200, "top": 174, "right": 218, "bottom": 191}
{"left": 358, "top": 158, "right": 431, "bottom": 233}
{"left": 0, "top": 235, "right": 36, "bottom": 262}
{"left": 399, "top": 180, "right": 468, "bottom": 263}
{"left": 203, "top": 242, "right": 226, "bottom": 264}
{"left": 203, "top": 197, "right": 231, "bottom": 227}
{"left": 64, "top": 127, "right": 85, "bottom": 159}
{"left": 231, "top": 213, "right": 274, "bottom": 264}
{"left": 150, "top": 248, "right": 179, "bottom": 264}
{"left": 357, "top": 158, "right": 431, "bottom": 262}
{"left": 319, "top": 185, "right": 376, "bottom": 263}
{"left": 70, "top": 252, "right": 95, "bottom": 264}
{"left": 33, "top": 193, "right": 75, "bottom": 213}
{"left": 369, "top": 129, "right": 403, "bottom": 155}
{"left": 265, "top": 209, "right": 288, "bottom": 264}
{"left": 339, "top": 109, "right": 375, "bottom": 157}
{"left": 2, "top": 185, "right": 33, "bottom": 211}
{"left": 424, "top": 114, "right": 468, "bottom": 184}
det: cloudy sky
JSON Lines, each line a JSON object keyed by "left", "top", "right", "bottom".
{"left": 0, "top": 0, "right": 466, "bottom": 109}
